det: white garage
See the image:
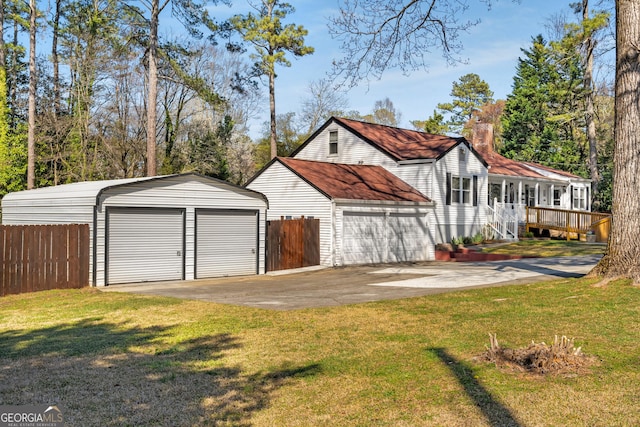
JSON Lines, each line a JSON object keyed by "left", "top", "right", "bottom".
{"left": 1, "top": 174, "right": 268, "bottom": 286}
{"left": 246, "top": 157, "right": 436, "bottom": 267}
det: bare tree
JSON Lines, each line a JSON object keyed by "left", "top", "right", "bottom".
{"left": 329, "top": 0, "right": 484, "bottom": 87}
{"left": 299, "top": 78, "right": 348, "bottom": 136}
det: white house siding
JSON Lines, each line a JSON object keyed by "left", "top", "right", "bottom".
{"left": 393, "top": 163, "right": 434, "bottom": 200}
{"left": 433, "top": 146, "right": 489, "bottom": 243}
{"left": 334, "top": 202, "right": 436, "bottom": 266}
{"left": 294, "top": 122, "right": 397, "bottom": 168}
{"left": 245, "top": 162, "right": 335, "bottom": 266}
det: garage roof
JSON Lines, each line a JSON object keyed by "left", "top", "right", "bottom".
{"left": 2, "top": 173, "right": 268, "bottom": 206}
{"left": 275, "top": 157, "right": 432, "bottom": 203}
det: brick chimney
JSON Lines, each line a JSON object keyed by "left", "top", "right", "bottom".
{"left": 471, "top": 122, "right": 494, "bottom": 154}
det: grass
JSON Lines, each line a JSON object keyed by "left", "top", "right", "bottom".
{"left": 1, "top": 276, "right": 639, "bottom": 426}
{"left": 479, "top": 239, "right": 606, "bottom": 258}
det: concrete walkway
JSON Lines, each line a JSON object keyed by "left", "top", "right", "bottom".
{"left": 101, "top": 255, "right": 601, "bottom": 310}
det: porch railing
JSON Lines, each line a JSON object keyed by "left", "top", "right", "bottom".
{"left": 486, "top": 203, "right": 518, "bottom": 241}
{"left": 526, "top": 206, "right": 611, "bottom": 240}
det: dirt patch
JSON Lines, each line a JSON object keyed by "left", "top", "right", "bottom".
{"left": 477, "top": 334, "right": 599, "bottom": 376}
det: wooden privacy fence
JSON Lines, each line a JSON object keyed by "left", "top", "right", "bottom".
{"left": 1, "top": 224, "right": 90, "bottom": 296}
{"left": 267, "top": 217, "right": 320, "bottom": 272}
{"left": 526, "top": 207, "right": 611, "bottom": 242}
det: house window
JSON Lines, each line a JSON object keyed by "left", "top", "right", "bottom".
{"left": 489, "top": 183, "right": 501, "bottom": 205}
{"left": 329, "top": 131, "right": 338, "bottom": 155}
{"left": 525, "top": 185, "right": 536, "bottom": 207}
{"left": 573, "top": 187, "right": 587, "bottom": 210}
{"left": 451, "top": 176, "right": 471, "bottom": 204}
{"left": 553, "top": 188, "right": 563, "bottom": 206}
{"left": 459, "top": 147, "right": 467, "bottom": 162}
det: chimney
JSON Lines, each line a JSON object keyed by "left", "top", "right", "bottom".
{"left": 471, "top": 122, "right": 494, "bottom": 154}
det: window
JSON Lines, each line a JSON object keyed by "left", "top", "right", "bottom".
{"left": 451, "top": 176, "right": 471, "bottom": 204}
{"left": 329, "top": 131, "right": 338, "bottom": 155}
{"left": 459, "top": 147, "right": 467, "bottom": 162}
{"left": 489, "top": 183, "right": 501, "bottom": 205}
{"left": 525, "top": 185, "right": 536, "bottom": 207}
{"left": 553, "top": 188, "right": 563, "bottom": 206}
{"left": 572, "top": 187, "right": 588, "bottom": 210}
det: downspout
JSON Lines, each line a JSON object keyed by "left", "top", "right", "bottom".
{"left": 331, "top": 200, "right": 336, "bottom": 266}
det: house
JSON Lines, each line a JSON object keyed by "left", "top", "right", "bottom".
{"left": 245, "top": 157, "right": 436, "bottom": 266}
{"left": 250, "top": 117, "right": 591, "bottom": 252}
{"left": 471, "top": 123, "right": 592, "bottom": 238}
{"left": 1, "top": 174, "right": 268, "bottom": 286}
{"left": 287, "top": 117, "right": 490, "bottom": 244}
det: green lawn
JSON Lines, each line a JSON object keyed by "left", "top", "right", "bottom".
{"left": 479, "top": 239, "right": 606, "bottom": 258}
{"left": 1, "top": 275, "right": 638, "bottom": 426}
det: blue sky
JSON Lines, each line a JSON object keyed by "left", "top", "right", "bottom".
{"left": 206, "top": 1, "right": 594, "bottom": 137}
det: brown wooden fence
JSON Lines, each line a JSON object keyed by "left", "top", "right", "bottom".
{"left": 267, "top": 217, "right": 320, "bottom": 272}
{"left": 1, "top": 224, "right": 90, "bottom": 296}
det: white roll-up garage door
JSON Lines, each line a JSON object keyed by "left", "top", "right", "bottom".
{"left": 107, "top": 208, "right": 185, "bottom": 285}
{"left": 196, "top": 209, "right": 258, "bottom": 278}
{"left": 342, "top": 211, "right": 432, "bottom": 265}
{"left": 342, "top": 212, "right": 386, "bottom": 264}
{"left": 387, "top": 213, "right": 430, "bottom": 262}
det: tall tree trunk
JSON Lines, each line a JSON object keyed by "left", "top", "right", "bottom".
{"left": 0, "top": 0, "right": 5, "bottom": 68}
{"left": 583, "top": 0, "right": 600, "bottom": 209}
{"left": 52, "top": 0, "right": 61, "bottom": 114}
{"left": 27, "top": 0, "right": 36, "bottom": 189}
{"left": 269, "top": 66, "right": 277, "bottom": 159}
{"left": 590, "top": 0, "right": 640, "bottom": 283}
{"left": 146, "top": 0, "right": 159, "bottom": 176}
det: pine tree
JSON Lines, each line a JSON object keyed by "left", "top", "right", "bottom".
{"left": 501, "top": 35, "right": 586, "bottom": 175}
{"left": 231, "top": 0, "right": 313, "bottom": 160}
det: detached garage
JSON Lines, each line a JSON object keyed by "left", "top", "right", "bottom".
{"left": 1, "top": 174, "right": 268, "bottom": 286}
{"left": 246, "top": 157, "right": 436, "bottom": 266}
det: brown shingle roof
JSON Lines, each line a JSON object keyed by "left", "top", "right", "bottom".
{"left": 278, "top": 157, "right": 431, "bottom": 203}
{"left": 478, "top": 150, "right": 546, "bottom": 178}
{"left": 333, "top": 117, "right": 465, "bottom": 161}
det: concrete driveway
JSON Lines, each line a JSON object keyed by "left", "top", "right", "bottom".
{"left": 100, "top": 255, "right": 601, "bottom": 310}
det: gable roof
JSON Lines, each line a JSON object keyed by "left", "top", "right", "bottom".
{"left": 2, "top": 173, "right": 268, "bottom": 206}
{"left": 293, "top": 117, "right": 487, "bottom": 166}
{"left": 274, "top": 157, "right": 432, "bottom": 203}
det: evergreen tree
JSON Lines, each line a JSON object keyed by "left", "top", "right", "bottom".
{"left": 436, "top": 73, "right": 493, "bottom": 135}
{"left": 231, "top": 0, "right": 313, "bottom": 160}
{"left": 411, "top": 110, "right": 448, "bottom": 135}
{"left": 501, "top": 35, "right": 586, "bottom": 175}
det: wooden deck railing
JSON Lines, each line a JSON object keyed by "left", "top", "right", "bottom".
{"left": 526, "top": 207, "right": 611, "bottom": 241}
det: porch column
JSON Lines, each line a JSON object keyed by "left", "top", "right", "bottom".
{"left": 535, "top": 183, "right": 540, "bottom": 206}
{"left": 518, "top": 181, "right": 523, "bottom": 205}
{"left": 550, "top": 184, "right": 555, "bottom": 206}
{"left": 501, "top": 179, "right": 506, "bottom": 203}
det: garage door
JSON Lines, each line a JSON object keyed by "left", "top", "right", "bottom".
{"left": 196, "top": 210, "right": 258, "bottom": 278}
{"left": 387, "top": 213, "right": 430, "bottom": 262}
{"left": 107, "top": 208, "right": 185, "bottom": 285}
{"left": 342, "top": 212, "right": 386, "bottom": 264}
